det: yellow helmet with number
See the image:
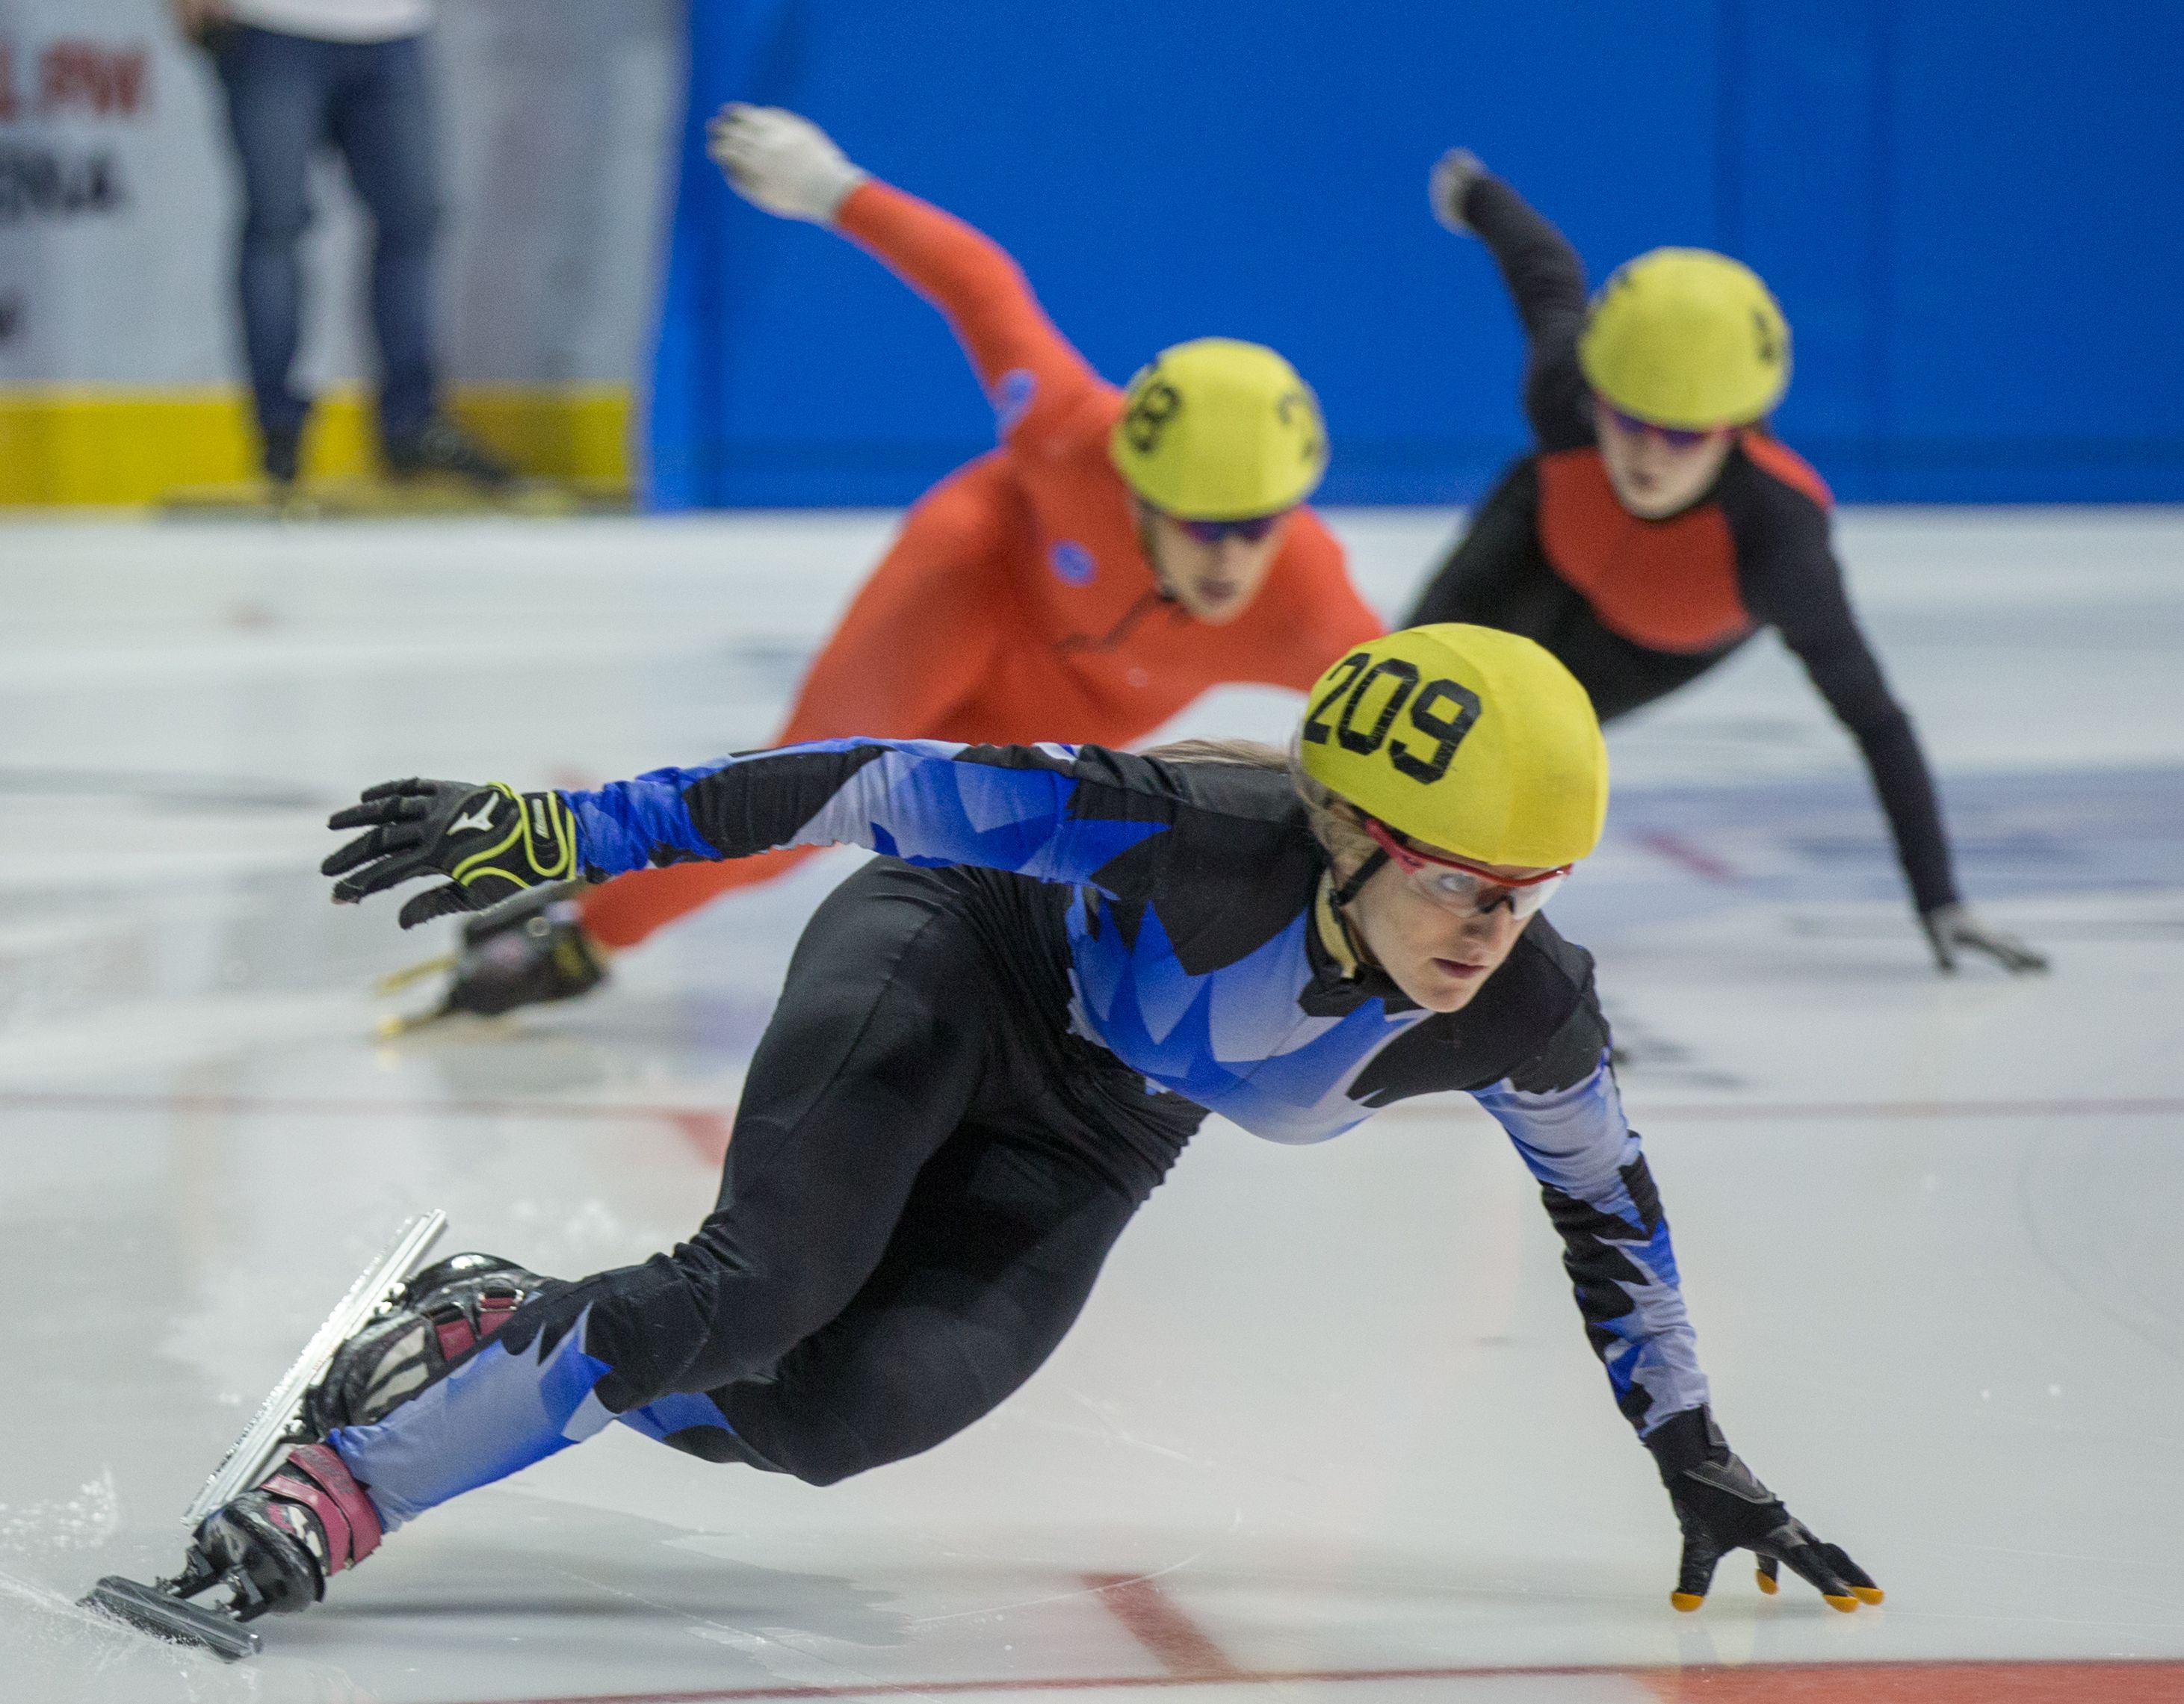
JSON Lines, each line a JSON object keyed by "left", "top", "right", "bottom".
{"left": 1296, "top": 624, "right": 1607, "bottom": 868}
{"left": 1110, "top": 338, "right": 1328, "bottom": 520}
{"left": 1579, "top": 247, "right": 1791, "bottom": 430}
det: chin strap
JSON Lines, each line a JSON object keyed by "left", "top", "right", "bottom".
{"left": 1329, "top": 847, "right": 1387, "bottom": 911}
{"left": 1321, "top": 852, "right": 1389, "bottom": 976}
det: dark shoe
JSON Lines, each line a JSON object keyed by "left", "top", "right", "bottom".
{"left": 383, "top": 418, "right": 515, "bottom": 487}
{"left": 445, "top": 883, "right": 609, "bottom": 1018}
{"left": 190, "top": 1443, "right": 381, "bottom": 1620}
{"left": 308, "top": 1252, "right": 548, "bottom": 1433}
{"left": 261, "top": 427, "right": 300, "bottom": 487}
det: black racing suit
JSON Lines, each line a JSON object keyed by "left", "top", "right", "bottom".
{"left": 321, "top": 740, "right": 1710, "bottom": 1518}
{"left": 1407, "top": 172, "right": 1961, "bottom": 915}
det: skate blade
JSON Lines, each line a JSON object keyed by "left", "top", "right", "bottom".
{"left": 81, "top": 1576, "right": 259, "bottom": 1661}
{"left": 185, "top": 1210, "right": 447, "bottom": 1527}
{"left": 374, "top": 1007, "right": 451, "bottom": 1040}
{"left": 374, "top": 953, "right": 456, "bottom": 996}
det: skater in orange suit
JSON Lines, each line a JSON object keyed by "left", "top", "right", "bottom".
{"left": 411, "top": 105, "right": 1381, "bottom": 1022}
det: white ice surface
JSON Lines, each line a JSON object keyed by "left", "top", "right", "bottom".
{"left": 0, "top": 508, "right": 2180, "bottom": 1702}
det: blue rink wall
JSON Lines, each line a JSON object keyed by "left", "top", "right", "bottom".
{"left": 646, "top": 0, "right": 2184, "bottom": 510}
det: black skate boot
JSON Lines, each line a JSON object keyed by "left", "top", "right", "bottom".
{"left": 450, "top": 884, "right": 607, "bottom": 1017}
{"left": 309, "top": 1251, "right": 548, "bottom": 1432}
{"left": 189, "top": 1441, "right": 383, "bottom": 1620}
{"left": 381, "top": 882, "right": 610, "bottom": 1034}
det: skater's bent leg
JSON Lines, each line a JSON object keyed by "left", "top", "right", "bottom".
{"left": 718, "top": 1125, "right": 1149, "bottom": 1485}
{"left": 331, "top": 863, "right": 1005, "bottom": 1522}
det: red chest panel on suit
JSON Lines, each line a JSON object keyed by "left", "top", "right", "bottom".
{"left": 1535, "top": 447, "right": 1753, "bottom": 654}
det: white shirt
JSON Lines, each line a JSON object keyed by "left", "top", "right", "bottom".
{"left": 226, "top": 0, "right": 433, "bottom": 43}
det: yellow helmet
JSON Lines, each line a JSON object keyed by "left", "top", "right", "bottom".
{"left": 1110, "top": 338, "right": 1328, "bottom": 520}
{"left": 1296, "top": 624, "right": 1607, "bottom": 868}
{"left": 1578, "top": 247, "right": 1791, "bottom": 430}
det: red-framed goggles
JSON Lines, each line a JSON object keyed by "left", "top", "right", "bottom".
{"left": 1600, "top": 403, "right": 1722, "bottom": 452}
{"left": 1361, "top": 817, "right": 1572, "bottom": 919}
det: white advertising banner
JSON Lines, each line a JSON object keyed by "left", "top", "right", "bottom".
{"left": 0, "top": 0, "right": 679, "bottom": 496}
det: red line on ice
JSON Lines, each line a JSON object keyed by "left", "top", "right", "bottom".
{"left": 0, "top": 1089, "right": 735, "bottom": 1160}
{"left": 1081, "top": 1572, "right": 1240, "bottom": 1679}
{"left": 1633, "top": 828, "right": 1740, "bottom": 883}
{"left": 454, "top": 1657, "right": 2184, "bottom": 1703}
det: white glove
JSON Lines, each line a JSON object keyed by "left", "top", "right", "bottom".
{"left": 1429, "top": 147, "right": 1488, "bottom": 235}
{"left": 1921, "top": 902, "right": 2049, "bottom": 975}
{"left": 705, "top": 104, "right": 867, "bottom": 224}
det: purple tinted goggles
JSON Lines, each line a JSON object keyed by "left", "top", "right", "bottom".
{"left": 1175, "top": 511, "right": 1288, "bottom": 545}
{"left": 1600, "top": 403, "right": 1720, "bottom": 451}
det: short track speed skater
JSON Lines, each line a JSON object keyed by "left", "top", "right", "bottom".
{"left": 79, "top": 1211, "right": 447, "bottom": 1660}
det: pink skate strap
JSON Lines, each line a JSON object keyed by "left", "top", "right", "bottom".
{"left": 265, "top": 1442, "right": 384, "bottom": 1570}
{"left": 432, "top": 1286, "right": 522, "bottom": 1366}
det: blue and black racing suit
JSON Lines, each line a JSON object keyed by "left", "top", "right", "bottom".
{"left": 328, "top": 740, "right": 1711, "bottom": 1518}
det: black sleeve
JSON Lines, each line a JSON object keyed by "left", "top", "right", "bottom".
{"left": 1460, "top": 173, "right": 1594, "bottom": 452}
{"left": 1730, "top": 479, "right": 1961, "bottom": 914}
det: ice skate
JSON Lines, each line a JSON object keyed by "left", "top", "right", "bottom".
{"left": 79, "top": 1211, "right": 448, "bottom": 1659}
{"left": 307, "top": 1251, "right": 548, "bottom": 1431}
{"left": 377, "top": 882, "right": 608, "bottom": 1035}
{"left": 187, "top": 1441, "right": 385, "bottom": 1621}
{"left": 176, "top": 1251, "right": 548, "bottom": 1632}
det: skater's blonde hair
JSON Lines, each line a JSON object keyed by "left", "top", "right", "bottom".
{"left": 1143, "top": 738, "right": 1378, "bottom": 882}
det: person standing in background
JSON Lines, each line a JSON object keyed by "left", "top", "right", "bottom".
{"left": 172, "top": 0, "right": 511, "bottom": 489}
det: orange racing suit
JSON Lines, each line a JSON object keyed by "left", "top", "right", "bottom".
{"left": 581, "top": 179, "right": 1382, "bottom": 949}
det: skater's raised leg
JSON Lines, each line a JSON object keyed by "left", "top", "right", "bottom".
{"left": 205, "top": 859, "right": 1184, "bottom": 1614}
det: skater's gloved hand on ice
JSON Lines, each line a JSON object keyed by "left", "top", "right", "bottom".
{"left": 1645, "top": 1407, "right": 1881, "bottom": 1614}
{"left": 707, "top": 104, "right": 867, "bottom": 223}
{"left": 324, "top": 778, "right": 581, "bottom": 929}
{"left": 1921, "top": 902, "right": 2047, "bottom": 975}
{"left": 1429, "top": 148, "right": 1489, "bottom": 234}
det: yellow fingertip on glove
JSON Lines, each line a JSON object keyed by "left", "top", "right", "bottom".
{"left": 1670, "top": 1591, "right": 1705, "bottom": 1613}
{"left": 1754, "top": 1567, "right": 1778, "bottom": 1596}
{"left": 1823, "top": 1593, "right": 1860, "bottom": 1613}
{"left": 1850, "top": 1585, "right": 1886, "bottom": 1605}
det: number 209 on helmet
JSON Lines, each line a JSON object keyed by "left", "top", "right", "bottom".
{"left": 1296, "top": 624, "right": 1609, "bottom": 872}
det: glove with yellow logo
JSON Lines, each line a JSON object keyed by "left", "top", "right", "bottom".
{"left": 324, "top": 778, "right": 581, "bottom": 929}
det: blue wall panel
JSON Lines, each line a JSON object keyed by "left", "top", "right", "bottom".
{"left": 649, "top": 1, "right": 2184, "bottom": 508}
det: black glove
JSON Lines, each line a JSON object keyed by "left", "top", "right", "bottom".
{"left": 1922, "top": 902, "right": 2048, "bottom": 975}
{"left": 1645, "top": 1407, "right": 1881, "bottom": 1613}
{"left": 323, "top": 778, "right": 581, "bottom": 929}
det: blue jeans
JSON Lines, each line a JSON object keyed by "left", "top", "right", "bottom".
{"left": 213, "top": 25, "right": 440, "bottom": 451}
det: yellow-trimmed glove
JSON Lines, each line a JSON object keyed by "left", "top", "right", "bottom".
{"left": 324, "top": 778, "right": 580, "bottom": 929}
{"left": 1644, "top": 1407, "right": 1882, "bottom": 1614}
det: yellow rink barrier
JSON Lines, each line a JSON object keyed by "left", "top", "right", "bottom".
{"left": 0, "top": 384, "right": 631, "bottom": 507}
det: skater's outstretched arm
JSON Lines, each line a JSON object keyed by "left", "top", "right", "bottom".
{"left": 1471, "top": 1010, "right": 1708, "bottom": 1441}
{"left": 1429, "top": 150, "right": 1591, "bottom": 446}
{"left": 1475, "top": 1011, "right": 1883, "bottom": 1614}
{"left": 708, "top": 105, "right": 1101, "bottom": 443}
{"left": 325, "top": 741, "right": 1205, "bottom": 927}
{"left": 1737, "top": 486, "right": 2046, "bottom": 973}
